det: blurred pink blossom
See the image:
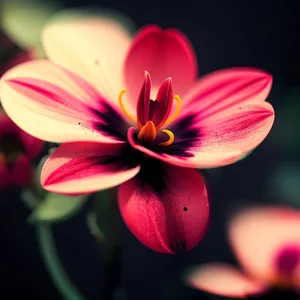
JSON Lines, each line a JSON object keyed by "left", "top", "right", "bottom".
{"left": 185, "top": 206, "right": 300, "bottom": 298}
{"left": 0, "top": 110, "right": 44, "bottom": 189}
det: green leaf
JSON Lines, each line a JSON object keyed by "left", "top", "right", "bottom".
{"left": 87, "top": 211, "right": 104, "bottom": 241}
{"left": 29, "top": 193, "right": 88, "bottom": 223}
{"left": 21, "top": 188, "right": 38, "bottom": 210}
{"left": 1, "top": 0, "right": 63, "bottom": 50}
{"left": 47, "top": 6, "right": 136, "bottom": 35}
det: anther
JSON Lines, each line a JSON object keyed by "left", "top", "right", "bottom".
{"left": 164, "top": 95, "right": 182, "bottom": 126}
{"left": 159, "top": 130, "right": 174, "bottom": 146}
{"left": 118, "top": 89, "right": 137, "bottom": 123}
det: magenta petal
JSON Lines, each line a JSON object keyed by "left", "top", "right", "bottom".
{"left": 124, "top": 25, "right": 197, "bottom": 104}
{"left": 150, "top": 77, "right": 173, "bottom": 129}
{"left": 118, "top": 163, "right": 209, "bottom": 253}
{"left": 183, "top": 67, "right": 273, "bottom": 117}
{"left": 137, "top": 71, "right": 152, "bottom": 127}
{"left": 127, "top": 100, "right": 274, "bottom": 169}
{"left": 41, "top": 142, "right": 141, "bottom": 195}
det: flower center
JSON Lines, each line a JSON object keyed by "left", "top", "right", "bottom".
{"left": 118, "top": 71, "right": 182, "bottom": 147}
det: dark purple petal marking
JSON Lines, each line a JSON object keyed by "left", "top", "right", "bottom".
{"left": 90, "top": 102, "right": 128, "bottom": 141}
{"left": 44, "top": 144, "right": 141, "bottom": 186}
{"left": 275, "top": 245, "right": 300, "bottom": 276}
{"left": 147, "top": 113, "right": 201, "bottom": 157}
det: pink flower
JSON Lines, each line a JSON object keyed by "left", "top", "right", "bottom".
{"left": 0, "top": 19, "right": 274, "bottom": 253}
{"left": 0, "top": 111, "right": 44, "bottom": 189}
{"left": 185, "top": 206, "right": 300, "bottom": 298}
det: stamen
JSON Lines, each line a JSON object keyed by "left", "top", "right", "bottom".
{"left": 118, "top": 89, "right": 137, "bottom": 123}
{"left": 163, "top": 95, "right": 182, "bottom": 126}
{"left": 159, "top": 130, "right": 174, "bottom": 146}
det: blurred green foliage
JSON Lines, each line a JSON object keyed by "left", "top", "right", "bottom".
{"left": 1, "top": 0, "right": 63, "bottom": 52}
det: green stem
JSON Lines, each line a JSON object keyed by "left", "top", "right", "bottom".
{"left": 36, "top": 223, "right": 86, "bottom": 300}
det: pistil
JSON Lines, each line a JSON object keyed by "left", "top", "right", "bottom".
{"left": 118, "top": 71, "right": 183, "bottom": 147}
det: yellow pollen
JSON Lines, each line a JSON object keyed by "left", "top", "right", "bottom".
{"left": 159, "top": 130, "right": 174, "bottom": 146}
{"left": 118, "top": 89, "right": 137, "bottom": 123}
{"left": 164, "top": 95, "right": 182, "bottom": 126}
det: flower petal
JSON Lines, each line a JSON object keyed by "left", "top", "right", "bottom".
{"left": 42, "top": 17, "right": 132, "bottom": 103}
{"left": 0, "top": 60, "right": 128, "bottom": 143}
{"left": 184, "top": 263, "right": 265, "bottom": 298}
{"left": 229, "top": 206, "right": 300, "bottom": 287}
{"left": 183, "top": 67, "right": 272, "bottom": 116}
{"left": 41, "top": 142, "right": 141, "bottom": 195}
{"left": 118, "top": 163, "right": 209, "bottom": 253}
{"left": 127, "top": 101, "right": 274, "bottom": 168}
{"left": 124, "top": 25, "right": 197, "bottom": 106}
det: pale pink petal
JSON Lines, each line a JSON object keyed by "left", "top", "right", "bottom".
{"left": 10, "top": 155, "right": 32, "bottom": 186}
{"left": 183, "top": 67, "right": 272, "bottom": 116}
{"left": 124, "top": 25, "right": 198, "bottom": 109}
{"left": 127, "top": 101, "right": 274, "bottom": 168}
{"left": 42, "top": 18, "right": 132, "bottom": 103}
{"left": 118, "top": 163, "right": 209, "bottom": 253}
{"left": 184, "top": 263, "right": 265, "bottom": 298}
{"left": 0, "top": 60, "right": 128, "bottom": 143}
{"left": 229, "top": 206, "right": 300, "bottom": 287}
{"left": 41, "top": 142, "right": 141, "bottom": 195}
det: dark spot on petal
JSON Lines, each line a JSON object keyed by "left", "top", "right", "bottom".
{"left": 275, "top": 245, "right": 300, "bottom": 276}
{"left": 95, "top": 59, "right": 99, "bottom": 65}
{"left": 183, "top": 207, "right": 188, "bottom": 211}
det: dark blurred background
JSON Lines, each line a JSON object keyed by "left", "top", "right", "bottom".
{"left": 1, "top": 0, "right": 299, "bottom": 299}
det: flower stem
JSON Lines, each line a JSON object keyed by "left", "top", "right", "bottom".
{"left": 36, "top": 223, "right": 86, "bottom": 300}
{"left": 103, "top": 245, "right": 122, "bottom": 300}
